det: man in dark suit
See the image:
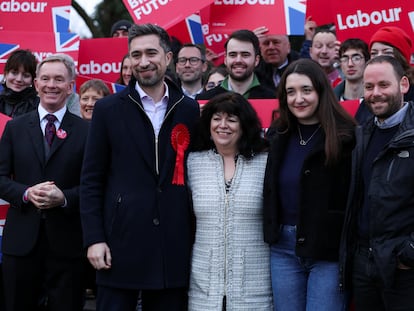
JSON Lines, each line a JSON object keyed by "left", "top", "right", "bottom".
{"left": 80, "top": 23, "right": 199, "bottom": 311}
{"left": 0, "top": 53, "right": 89, "bottom": 311}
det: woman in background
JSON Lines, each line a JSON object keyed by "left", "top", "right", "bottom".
{"left": 203, "top": 66, "right": 227, "bottom": 91}
{"left": 0, "top": 49, "right": 39, "bottom": 117}
{"left": 116, "top": 54, "right": 132, "bottom": 86}
{"left": 79, "top": 79, "right": 110, "bottom": 121}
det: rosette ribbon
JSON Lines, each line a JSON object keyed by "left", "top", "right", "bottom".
{"left": 171, "top": 124, "right": 190, "bottom": 185}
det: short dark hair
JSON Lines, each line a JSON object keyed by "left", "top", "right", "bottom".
{"left": 4, "top": 49, "right": 37, "bottom": 80}
{"left": 193, "top": 92, "right": 267, "bottom": 158}
{"left": 176, "top": 44, "right": 206, "bottom": 63}
{"left": 339, "top": 38, "right": 370, "bottom": 61}
{"left": 311, "top": 27, "right": 337, "bottom": 46}
{"left": 128, "top": 23, "right": 171, "bottom": 53}
{"left": 365, "top": 55, "right": 405, "bottom": 80}
{"left": 225, "top": 29, "right": 261, "bottom": 57}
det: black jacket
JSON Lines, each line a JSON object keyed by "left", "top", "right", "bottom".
{"left": 0, "top": 84, "right": 39, "bottom": 118}
{"left": 263, "top": 125, "right": 355, "bottom": 261}
{"left": 80, "top": 77, "right": 200, "bottom": 289}
{"left": 340, "top": 102, "right": 414, "bottom": 290}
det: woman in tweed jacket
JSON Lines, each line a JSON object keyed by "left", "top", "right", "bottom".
{"left": 187, "top": 92, "right": 272, "bottom": 310}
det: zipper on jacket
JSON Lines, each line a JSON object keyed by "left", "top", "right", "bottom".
{"left": 128, "top": 94, "right": 184, "bottom": 177}
{"left": 155, "top": 136, "right": 159, "bottom": 175}
{"left": 386, "top": 158, "right": 395, "bottom": 182}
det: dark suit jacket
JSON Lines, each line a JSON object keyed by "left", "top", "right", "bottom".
{"left": 0, "top": 110, "right": 89, "bottom": 258}
{"left": 80, "top": 79, "right": 200, "bottom": 289}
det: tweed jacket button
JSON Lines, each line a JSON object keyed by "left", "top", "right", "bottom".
{"left": 153, "top": 218, "right": 160, "bottom": 226}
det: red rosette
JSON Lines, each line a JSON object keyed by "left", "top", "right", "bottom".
{"left": 171, "top": 124, "right": 190, "bottom": 185}
{"left": 56, "top": 129, "right": 67, "bottom": 139}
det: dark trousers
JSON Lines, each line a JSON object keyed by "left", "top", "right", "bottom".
{"left": 96, "top": 285, "right": 188, "bottom": 311}
{"left": 2, "top": 223, "right": 84, "bottom": 311}
{"left": 352, "top": 243, "right": 414, "bottom": 311}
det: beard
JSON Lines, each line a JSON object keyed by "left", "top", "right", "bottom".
{"left": 368, "top": 92, "right": 403, "bottom": 120}
{"left": 228, "top": 65, "right": 255, "bottom": 82}
{"left": 134, "top": 66, "right": 164, "bottom": 87}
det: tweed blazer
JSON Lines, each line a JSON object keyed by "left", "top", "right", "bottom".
{"left": 187, "top": 150, "right": 272, "bottom": 311}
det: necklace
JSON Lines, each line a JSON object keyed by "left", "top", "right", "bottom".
{"left": 297, "top": 124, "right": 321, "bottom": 146}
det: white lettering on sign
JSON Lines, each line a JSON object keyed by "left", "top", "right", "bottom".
{"left": 131, "top": 0, "right": 170, "bottom": 20}
{"left": 0, "top": 0, "right": 47, "bottom": 13}
{"left": 214, "top": 0, "right": 275, "bottom": 5}
{"left": 205, "top": 33, "right": 229, "bottom": 47}
{"left": 337, "top": 8, "right": 402, "bottom": 30}
{"left": 408, "top": 11, "right": 414, "bottom": 32}
{"left": 33, "top": 52, "right": 53, "bottom": 62}
{"left": 79, "top": 61, "right": 121, "bottom": 75}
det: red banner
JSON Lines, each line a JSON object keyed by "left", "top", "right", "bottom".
{"left": 208, "top": 0, "right": 306, "bottom": 35}
{"left": 198, "top": 98, "right": 279, "bottom": 129}
{"left": 306, "top": 0, "right": 414, "bottom": 61}
{"left": 76, "top": 75, "right": 126, "bottom": 95}
{"left": 77, "top": 37, "right": 128, "bottom": 84}
{"left": 0, "top": 31, "right": 79, "bottom": 76}
{"left": 0, "top": 0, "right": 72, "bottom": 32}
{"left": 122, "top": 0, "right": 214, "bottom": 30}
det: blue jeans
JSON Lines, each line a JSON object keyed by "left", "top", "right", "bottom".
{"left": 270, "top": 225, "right": 346, "bottom": 311}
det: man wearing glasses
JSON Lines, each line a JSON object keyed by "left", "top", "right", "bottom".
{"left": 197, "top": 29, "right": 276, "bottom": 100}
{"left": 334, "top": 38, "right": 371, "bottom": 124}
{"left": 175, "top": 44, "right": 208, "bottom": 99}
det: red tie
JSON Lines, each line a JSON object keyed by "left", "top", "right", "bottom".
{"left": 45, "top": 114, "right": 57, "bottom": 146}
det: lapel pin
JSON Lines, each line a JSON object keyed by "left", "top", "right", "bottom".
{"left": 56, "top": 129, "right": 67, "bottom": 139}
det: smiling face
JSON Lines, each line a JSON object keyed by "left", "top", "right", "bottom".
{"left": 80, "top": 88, "right": 105, "bottom": 120}
{"left": 121, "top": 57, "right": 132, "bottom": 85}
{"left": 285, "top": 73, "right": 320, "bottom": 124}
{"left": 363, "top": 61, "right": 408, "bottom": 122}
{"left": 224, "top": 38, "right": 259, "bottom": 82}
{"left": 175, "top": 46, "right": 207, "bottom": 85}
{"left": 5, "top": 65, "right": 33, "bottom": 92}
{"left": 210, "top": 111, "right": 242, "bottom": 155}
{"left": 34, "top": 61, "right": 74, "bottom": 113}
{"left": 129, "top": 34, "right": 172, "bottom": 89}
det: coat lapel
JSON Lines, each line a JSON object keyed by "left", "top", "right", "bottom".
{"left": 47, "top": 112, "right": 72, "bottom": 161}
{"left": 27, "top": 112, "right": 46, "bottom": 164}
{"left": 121, "top": 95, "right": 157, "bottom": 174}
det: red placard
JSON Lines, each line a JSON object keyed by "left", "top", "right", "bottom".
{"left": 76, "top": 75, "right": 126, "bottom": 95}
{"left": 340, "top": 99, "right": 360, "bottom": 117}
{"left": 77, "top": 37, "right": 128, "bottom": 84}
{"left": 197, "top": 98, "right": 279, "bottom": 129}
{"left": 0, "top": 0, "right": 72, "bottom": 32}
{"left": 306, "top": 0, "right": 414, "bottom": 62}
{"left": 123, "top": 0, "right": 214, "bottom": 30}
{"left": 0, "top": 31, "right": 79, "bottom": 75}
{"left": 208, "top": 0, "right": 306, "bottom": 35}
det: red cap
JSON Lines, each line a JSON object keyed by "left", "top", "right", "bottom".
{"left": 369, "top": 26, "right": 412, "bottom": 64}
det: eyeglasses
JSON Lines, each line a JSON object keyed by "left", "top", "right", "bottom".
{"left": 339, "top": 54, "right": 364, "bottom": 64}
{"left": 177, "top": 57, "right": 204, "bottom": 66}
